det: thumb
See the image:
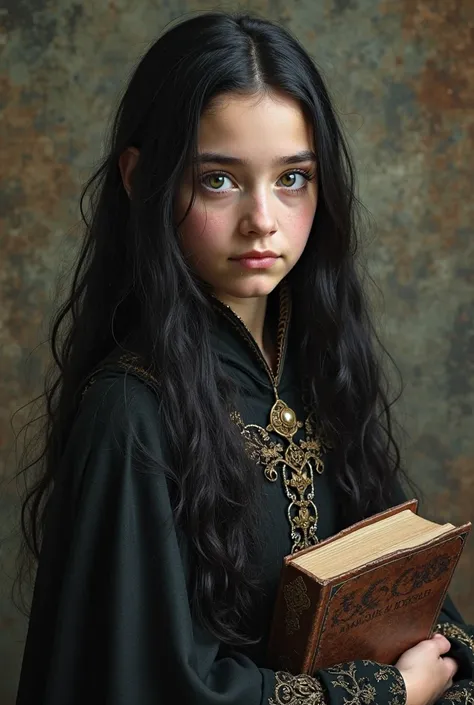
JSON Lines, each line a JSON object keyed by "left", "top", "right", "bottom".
{"left": 431, "top": 633, "right": 452, "bottom": 655}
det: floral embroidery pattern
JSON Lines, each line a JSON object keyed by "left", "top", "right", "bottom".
{"left": 269, "top": 671, "right": 326, "bottom": 704}
{"left": 436, "top": 623, "right": 474, "bottom": 659}
{"left": 326, "top": 662, "right": 406, "bottom": 705}
{"left": 374, "top": 667, "right": 390, "bottom": 682}
{"left": 269, "top": 663, "right": 406, "bottom": 705}
{"left": 231, "top": 409, "right": 328, "bottom": 552}
{"left": 283, "top": 576, "right": 311, "bottom": 636}
{"left": 440, "top": 683, "right": 474, "bottom": 704}
{"left": 328, "top": 662, "right": 377, "bottom": 704}
{"left": 388, "top": 675, "right": 407, "bottom": 705}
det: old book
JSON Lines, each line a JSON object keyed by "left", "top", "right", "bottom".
{"left": 267, "top": 500, "right": 471, "bottom": 674}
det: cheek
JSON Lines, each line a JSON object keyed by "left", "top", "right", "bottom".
{"left": 179, "top": 202, "right": 231, "bottom": 259}
{"left": 285, "top": 200, "right": 316, "bottom": 253}
{"left": 179, "top": 204, "right": 229, "bottom": 257}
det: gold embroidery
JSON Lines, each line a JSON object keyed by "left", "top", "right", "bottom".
{"left": 82, "top": 374, "right": 98, "bottom": 398}
{"left": 436, "top": 623, "right": 474, "bottom": 658}
{"left": 230, "top": 411, "right": 284, "bottom": 482}
{"left": 269, "top": 665, "right": 406, "bottom": 705}
{"left": 328, "top": 662, "right": 376, "bottom": 704}
{"left": 82, "top": 354, "right": 159, "bottom": 398}
{"left": 274, "top": 283, "right": 291, "bottom": 383}
{"left": 388, "top": 673, "right": 407, "bottom": 705}
{"left": 83, "top": 287, "right": 327, "bottom": 553}
{"left": 374, "top": 667, "right": 390, "bottom": 681}
{"left": 213, "top": 284, "right": 329, "bottom": 551}
{"left": 212, "top": 282, "right": 291, "bottom": 389}
{"left": 231, "top": 409, "right": 327, "bottom": 552}
{"left": 326, "top": 662, "right": 406, "bottom": 705}
{"left": 440, "top": 683, "right": 474, "bottom": 704}
{"left": 117, "top": 354, "right": 160, "bottom": 385}
{"left": 84, "top": 353, "right": 326, "bottom": 549}
{"left": 269, "top": 670, "right": 326, "bottom": 705}
{"left": 283, "top": 576, "right": 311, "bottom": 636}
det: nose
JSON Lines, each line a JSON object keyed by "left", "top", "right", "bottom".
{"left": 238, "top": 189, "right": 278, "bottom": 238}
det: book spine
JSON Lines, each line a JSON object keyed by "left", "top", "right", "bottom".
{"left": 267, "top": 563, "right": 325, "bottom": 674}
{"left": 428, "top": 530, "right": 471, "bottom": 635}
{"left": 301, "top": 581, "right": 332, "bottom": 673}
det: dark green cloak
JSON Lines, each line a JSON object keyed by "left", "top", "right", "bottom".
{"left": 17, "top": 292, "right": 474, "bottom": 704}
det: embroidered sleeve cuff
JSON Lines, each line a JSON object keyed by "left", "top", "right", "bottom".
{"left": 269, "top": 671, "right": 326, "bottom": 704}
{"left": 268, "top": 662, "right": 406, "bottom": 705}
{"left": 434, "top": 680, "right": 474, "bottom": 704}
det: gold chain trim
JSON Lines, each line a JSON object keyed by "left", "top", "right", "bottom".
{"left": 274, "top": 283, "right": 291, "bottom": 384}
{"left": 269, "top": 671, "right": 326, "bottom": 704}
{"left": 436, "top": 623, "right": 474, "bottom": 658}
{"left": 231, "top": 409, "right": 327, "bottom": 552}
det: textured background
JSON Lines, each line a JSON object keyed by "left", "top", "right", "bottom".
{"left": 1, "top": 0, "right": 473, "bottom": 702}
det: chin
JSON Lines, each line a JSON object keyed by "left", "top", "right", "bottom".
{"left": 223, "top": 275, "right": 283, "bottom": 299}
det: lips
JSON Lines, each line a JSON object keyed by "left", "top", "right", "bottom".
{"left": 232, "top": 251, "right": 279, "bottom": 260}
{"left": 230, "top": 252, "right": 280, "bottom": 270}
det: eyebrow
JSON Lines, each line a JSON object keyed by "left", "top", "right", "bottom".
{"left": 193, "top": 150, "right": 317, "bottom": 167}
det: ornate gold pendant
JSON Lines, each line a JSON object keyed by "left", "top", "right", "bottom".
{"left": 268, "top": 399, "right": 302, "bottom": 439}
{"left": 232, "top": 400, "right": 327, "bottom": 553}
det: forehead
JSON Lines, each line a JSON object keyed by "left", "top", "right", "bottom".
{"left": 198, "top": 90, "right": 314, "bottom": 157}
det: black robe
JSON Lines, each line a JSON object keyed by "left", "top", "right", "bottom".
{"left": 17, "top": 294, "right": 474, "bottom": 704}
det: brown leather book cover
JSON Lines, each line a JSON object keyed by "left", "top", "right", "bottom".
{"left": 267, "top": 500, "right": 471, "bottom": 674}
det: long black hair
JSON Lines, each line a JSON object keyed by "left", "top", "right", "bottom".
{"left": 19, "top": 11, "right": 411, "bottom": 645}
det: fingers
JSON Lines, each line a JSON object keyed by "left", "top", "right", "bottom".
{"left": 441, "top": 656, "right": 458, "bottom": 681}
{"left": 431, "top": 633, "right": 452, "bottom": 655}
{"left": 429, "top": 638, "right": 458, "bottom": 686}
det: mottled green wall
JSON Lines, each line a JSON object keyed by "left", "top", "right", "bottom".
{"left": 1, "top": 0, "right": 473, "bottom": 702}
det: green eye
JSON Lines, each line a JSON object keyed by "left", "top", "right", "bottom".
{"left": 208, "top": 175, "right": 225, "bottom": 189}
{"left": 279, "top": 172, "right": 309, "bottom": 189}
{"left": 280, "top": 173, "right": 297, "bottom": 187}
{"left": 202, "top": 174, "right": 233, "bottom": 191}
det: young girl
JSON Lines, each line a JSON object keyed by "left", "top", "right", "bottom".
{"left": 16, "top": 12, "right": 474, "bottom": 705}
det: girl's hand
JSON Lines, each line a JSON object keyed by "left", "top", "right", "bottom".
{"left": 395, "top": 633, "right": 458, "bottom": 705}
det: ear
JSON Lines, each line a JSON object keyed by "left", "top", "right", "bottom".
{"left": 119, "top": 147, "right": 140, "bottom": 198}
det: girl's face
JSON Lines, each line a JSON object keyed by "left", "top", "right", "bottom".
{"left": 175, "top": 90, "right": 318, "bottom": 304}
